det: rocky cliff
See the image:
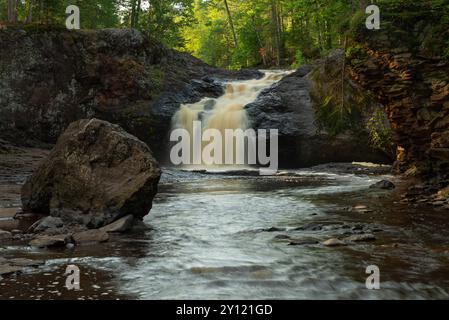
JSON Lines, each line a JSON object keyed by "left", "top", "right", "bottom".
{"left": 347, "top": 2, "right": 449, "bottom": 191}
{"left": 246, "top": 65, "right": 390, "bottom": 167}
{"left": 0, "top": 26, "right": 260, "bottom": 159}
{"left": 1, "top": 26, "right": 390, "bottom": 168}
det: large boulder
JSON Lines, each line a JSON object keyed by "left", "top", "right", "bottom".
{"left": 245, "top": 65, "right": 392, "bottom": 168}
{"left": 21, "top": 119, "right": 161, "bottom": 228}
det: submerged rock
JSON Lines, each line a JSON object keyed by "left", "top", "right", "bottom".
{"left": 288, "top": 239, "right": 320, "bottom": 246}
{"left": 100, "top": 215, "right": 135, "bottom": 233}
{"left": 369, "top": 180, "right": 396, "bottom": 190}
{"left": 21, "top": 119, "right": 161, "bottom": 229}
{"left": 73, "top": 229, "right": 109, "bottom": 245}
{"left": 29, "top": 234, "right": 70, "bottom": 248}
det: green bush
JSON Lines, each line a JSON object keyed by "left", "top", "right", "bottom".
{"left": 367, "top": 108, "right": 396, "bottom": 158}
{"left": 291, "top": 49, "right": 305, "bottom": 68}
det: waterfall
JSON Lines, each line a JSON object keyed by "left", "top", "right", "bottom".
{"left": 171, "top": 70, "right": 290, "bottom": 169}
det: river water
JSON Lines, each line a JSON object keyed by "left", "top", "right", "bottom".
{"left": 2, "top": 167, "right": 449, "bottom": 300}
{"left": 1, "top": 70, "right": 449, "bottom": 300}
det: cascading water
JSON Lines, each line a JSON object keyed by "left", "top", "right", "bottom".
{"left": 170, "top": 70, "right": 291, "bottom": 169}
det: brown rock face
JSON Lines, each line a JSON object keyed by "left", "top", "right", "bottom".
{"left": 21, "top": 119, "right": 161, "bottom": 228}
{"left": 348, "top": 4, "right": 449, "bottom": 183}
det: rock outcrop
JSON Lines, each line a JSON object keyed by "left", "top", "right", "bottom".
{"left": 347, "top": 2, "right": 449, "bottom": 187}
{"left": 245, "top": 66, "right": 391, "bottom": 167}
{"left": 21, "top": 118, "right": 161, "bottom": 228}
{"left": 0, "top": 27, "right": 261, "bottom": 159}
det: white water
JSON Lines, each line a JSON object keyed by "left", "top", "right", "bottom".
{"left": 171, "top": 70, "right": 292, "bottom": 169}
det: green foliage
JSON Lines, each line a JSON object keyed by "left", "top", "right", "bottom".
{"left": 133, "top": 0, "right": 195, "bottom": 48}
{"left": 310, "top": 53, "right": 374, "bottom": 136}
{"left": 181, "top": 0, "right": 356, "bottom": 69}
{"left": 367, "top": 108, "right": 396, "bottom": 158}
{"left": 291, "top": 49, "right": 305, "bottom": 68}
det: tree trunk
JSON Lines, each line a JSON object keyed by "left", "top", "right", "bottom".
{"left": 360, "top": 0, "right": 370, "bottom": 11}
{"left": 271, "top": 0, "right": 281, "bottom": 66}
{"left": 341, "top": 35, "right": 348, "bottom": 110}
{"left": 135, "top": 0, "right": 142, "bottom": 27}
{"left": 223, "top": 0, "right": 238, "bottom": 48}
{"left": 130, "top": 0, "right": 137, "bottom": 28}
{"left": 7, "top": 0, "right": 18, "bottom": 24}
{"left": 26, "top": 0, "right": 33, "bottom": 24}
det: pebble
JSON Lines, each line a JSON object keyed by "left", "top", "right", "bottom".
{"left": 323, "top": 238, "right": 347, "bottom": 247}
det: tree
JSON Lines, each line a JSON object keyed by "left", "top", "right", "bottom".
{"left": 7, "top": 0, "right": 18, "bottom": 23}
{"left": 26, "top": 0, "right": 33, "bottom": 23}
{"left": 223, "top": 0, "right": 238, "bottom": 47}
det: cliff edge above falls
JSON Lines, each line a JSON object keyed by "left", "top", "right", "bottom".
{"left": 0, "top": 27, "right": 261, "bottom": 159}
{"left": 347, "top": 2, "right": 449, "bottom": 197}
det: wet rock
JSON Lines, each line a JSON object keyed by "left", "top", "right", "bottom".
{"left": 21, "top": 119, "right": 161, "bottom": 229}
{"left": 11, "top": 229, "right": 22, "bottom": 235}
{"left": 0, "top": 265, "right": 22, "bottom": 276}
{"left": 344, "top": 234, "right": 376, "bottom": 242}
{"left": 73, "top": 230, "right": 109, "bottom": 245}
{"left": 8, "top": 258, "right": 45, "bottom": 267}
{"left": 272, "top": 234, "right": 291, "bottom": 242}
{"left": 262, "top": 227, "right": 285, "bottom": 232}
{"left": 288, "top": 239, "right": 319, "bottom": 246}
{"left": 31, "top": 216, "right": 64, "bottom": 233}
{"left": 369, "top": 180, "right": 396, "bottom": 190}
{"left": 100, "top": 215, "right": 135, "bottom": 233}
{"left": 294, "top": 223, "right": 323, "bottom": 231}
{"left": 29, "top": 234, "right": 70, "bottom": 248}
{"left": 0, "top": 230, "right": 12, "bottom": 241}
{"left": 323, "top": 238, "right": 347, "bottom": 247}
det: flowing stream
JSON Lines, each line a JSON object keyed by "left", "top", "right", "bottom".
{"left": 171, "top": 70, "right": 289, "bottom": 169}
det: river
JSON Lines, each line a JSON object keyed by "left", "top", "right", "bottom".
{"left": 1, "top": 167, "right": 449, "bottom": 300}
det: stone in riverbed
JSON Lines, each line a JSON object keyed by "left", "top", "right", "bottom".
{"left": 288, "top": 239, "right": 319, "bottom": 246}
{"left": 100, "top": 215, "right": 135, "bottom": 233}
{"left": 31, "top": 216, "right": 64, "bottom": 233}
{"left": 323, "top": 238, "right": 347, "bottom": 247}
{"left": 73, "top": 229, "right": 109, "bottom": 245}
{"left": 8, "top": 258, "right": 45, "bottom": 267}
{"left": 369, "top": 180, "right": 396, "bottom": 190}
{"left": 0, "top": 230, "right": 12, "bottom": 241}
{"left": 29, "top": 234, "right": 70, "bottom": 248}
{"left": 0, "top": 265, "right": 22, "bottom": 276}
{"left": 344, "top": 233, "right": 376, "bottom": 242}
{"left": 21, "top": 119, "right": 161, "bottom": 229}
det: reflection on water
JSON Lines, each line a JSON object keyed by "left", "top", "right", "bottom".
{"left": 2, "top": 168, "right": 449, "bottom": 299}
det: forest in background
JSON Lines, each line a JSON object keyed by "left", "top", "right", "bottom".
{"left": 1, "top": 0, "right": 448, "bottom": 70}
